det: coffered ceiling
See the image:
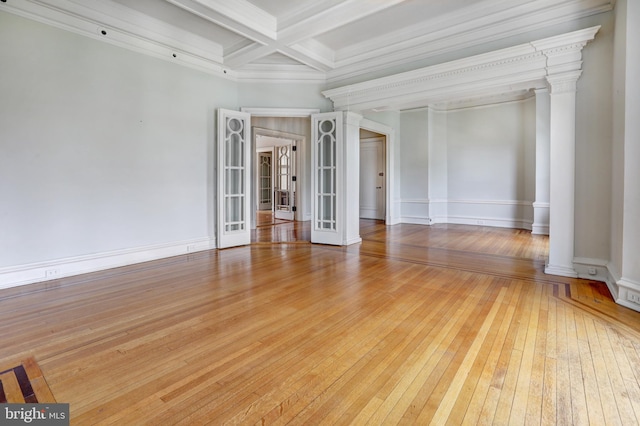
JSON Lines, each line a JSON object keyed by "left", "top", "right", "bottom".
{"left": 1, "top": 0, "right": 614, "bottom": 85}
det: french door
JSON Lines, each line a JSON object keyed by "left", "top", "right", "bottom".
{"left": 274, "top": 143, "right": 295, "bottom": 221}
{"left": 311, "top": 112, "right": 343, "bottom": 245}
{"left": 257, "top": 151, "right": 272, "bottom": 211}
{"left": 217, "top": 109, "right": 251, "bottom": 248}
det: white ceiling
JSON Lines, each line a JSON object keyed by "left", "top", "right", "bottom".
{"left": 1, "top": 0, "right": 614, "bottom": 85}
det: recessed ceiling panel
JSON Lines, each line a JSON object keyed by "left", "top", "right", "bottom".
{"left": 315, "top": 0, "right": 489, "bottom": 51}
{"left": 246, "top": 0, "right": 317, "bottom": 19}
{"left": 112, "top": 0, "right": 248, "bottom": 49}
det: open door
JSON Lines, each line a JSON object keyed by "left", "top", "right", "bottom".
{"left": 257, "top": 150, "right": 273, "bottom": 211}
{"left": 311, "top": 112, "right": 343, "bottom": 245}
{"left": 360, "top": 137, "right": 385, "bottom": 220}
{"left": 217, "top": 109, "right": 251, "bottom": 248}
{"left": 274, "top": 143, "right": 296, "bottom": 221}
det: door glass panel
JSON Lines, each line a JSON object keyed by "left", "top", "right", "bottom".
{"left": 224, "top": 116, "right": 245, "bottom": 232}
{"left": 316, "top": 119, "right": 337, "bottom": 231}
{"left": 276, "top": 146, "right": 291, "bottom": 212}
{"left": 258, "top": 152, "right": 272, "bottom": 209}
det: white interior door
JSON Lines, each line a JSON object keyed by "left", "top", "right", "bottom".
{"left": 311, "top": 112, "right": 343, "bottom": 245}
{"left": 360, "top": 137, "right": 385, "bottom": 220}
{"left": 274, "top": 143, "right": 295, "bottom": 221}
{"left": 217, "top": 109, "right": 251, "bottom": 248}
{"left": 257, "top": 150, "right": 272, "bottom": 211}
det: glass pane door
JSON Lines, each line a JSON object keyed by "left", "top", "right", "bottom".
{"left": 217, "top": 109, "right": 251, "bottom": 248}
{"left": 258, "top": 151, "right": 272, "bottom": 211}
{"left": 274, "top": 144, "right": 295, "bottom": 221}
{"left": 311, "top": 112, "right": 343, "bottom": 245}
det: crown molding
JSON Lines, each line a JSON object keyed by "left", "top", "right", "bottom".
{"left": 0, "top": 0, "right": 234, "bottom": 78}
{"left": 240, "top": 108, "right": 320, "bottom": 117}
{"left": 323, "top": 26, "right": 600, "bottom": 112}
{"left": 427, "top": 89, "right": 535, "bottom": 112}
{"left": 1, "top": 0, "right": 611, "bottom": 85}
{"left": 235, "top": 64, "right": 325, "bottom": 84}
{"left": 327, "top": 0, "right": 613, "bottom": 84}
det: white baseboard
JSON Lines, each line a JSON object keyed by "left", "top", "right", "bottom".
{"left": 344, "top": 236, "right": 363, "bottom": 245}
{"left": 531, "top": 223, "right": 550, "bottom": 235}
{"left": 445, "top": 216, "right": 532, "bottom": 230}
{"left": 613, "top": 276, "right": 640, "bottom": 312}
{"left": 572, "top": 258, "right": 640, "bottom": 313}
{"left": 545, "top": 263, "right": 578, "bottom": 278}
{"left": 399, "top": 216, "right": 432, "bottom": 225}
{"left": 0, "top": 237, "right": 216, "bottom": 290}
{"left": 573, "top": 257, "right": 609, "bottom": 280}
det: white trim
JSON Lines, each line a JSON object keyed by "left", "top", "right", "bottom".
{"left": 614, "top": 277, "right": 640, "bottom": 312}
{"left": 447, "top": 199, "right": 532, "bottom": 206}
{"left": 327, "top": 1, "right": 612, "bottom": 84}
{"left": 399, "top": 198, "right": 535, "bottom": 230}
{"left": 0, "top": 237, "right": 215, "bottom": 290}
{"left": 0, "top": 0, "right": 233, "bottom": 79}
{"left": 235, "top": 64, "right": 326, "bottom": 83}
{"left": 323, "top": 26, "right": 600, "bottom": 112}
{"left": 240, "top": 107, "right": 319, "bottom": 117}
{"left": 360, "top": 118, "right": 396, "bottom": 226}
{"left": 399, "top": 216, "right": 432, "bottom": 226}
{"left": 443, "top": 216, "right": 532, "bottom": 230}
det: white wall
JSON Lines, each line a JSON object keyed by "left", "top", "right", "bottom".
{"left": 610, "top": 0, "right": 627, "bottom": 277}
{"left": 398, "top": 110, "right": 429, "bottom": 223}
{"left": 0, "top": 11, "right": 240, "bottom": 285}
{"left": 446, "top": 99, "right": 535, "bottom": 228}
{"left": 238, "top": 82, "right": 332, "bottom": 111}
{"left": 609, "top": 0, "right": 640, "bottom": 309}
{"left": 574, "top": 11, "right": 614, "bottom": 261}
{"left": 0, "top": 10, "right": 340, "bottom": 288}
{"left": 398, "top": 99, "right": 536, "bottom": 229}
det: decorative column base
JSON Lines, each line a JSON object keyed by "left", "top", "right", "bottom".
{"left": 531, "top": 202, "right": 549, "bottom": 235}
{"left": 545, "top": 263, "right": 578, "bottom": 278}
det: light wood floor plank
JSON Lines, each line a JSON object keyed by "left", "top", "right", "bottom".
{"left": 1, "top": 221, "right": 639, "bottom": 424}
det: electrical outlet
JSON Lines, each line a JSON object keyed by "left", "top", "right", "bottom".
{"left": 187, "top": 245, "right": 197, "bottom": 252}
{"left": 587, "top": 267, "right": 597, "bottom": 275}
{"left": 627, "top": 291, "right": 640, "bottom": 304}
{"left": 45, "top": 269, "right": 59, "bottom": 278}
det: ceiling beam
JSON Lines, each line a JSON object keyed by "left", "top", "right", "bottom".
{"left": 164, "top": 0, "right": 276, "bottom": 43}
{"left": 277, "top": 0, "right": 408, "bottom": 44}
{"left": 224, "top": 44, "right": 276, "bottom": 69}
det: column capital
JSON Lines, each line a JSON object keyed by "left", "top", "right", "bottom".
{"left": 546, "top": 70, "right": 583, "bottom": 94}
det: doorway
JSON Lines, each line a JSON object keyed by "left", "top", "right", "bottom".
{"left": 251, "top": 125, "right": 310, "bottom": 243}
{"left": 255, "top": 134, "right": 296, "bottom": 224}
{"left": 360, "top": 135, "right": 386, "bottom": 220}
{"left": 359, "top": 129, "right": 386, "bottom": 221}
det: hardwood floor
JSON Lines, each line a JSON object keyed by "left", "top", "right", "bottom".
{"left": 252, "top": 211, "right": 310, "bottom": 243}
{"left": 1, "top": 221, "right": 639, "bottom": 424}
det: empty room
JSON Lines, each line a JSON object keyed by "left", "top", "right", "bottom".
{"left": 1, "top": 0, "right": 639, "bottom": 424}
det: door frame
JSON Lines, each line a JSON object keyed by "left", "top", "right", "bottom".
{"left": 249, "top": 126, "right": 306, "bottom": 230}
{"left": 359, "top": 136, "right": 386, "bottom": 220}
{"left": 241, "top": 108, "right": 319, "bottom": 231}
{"left": 360, "top": 118, "right": 396, "bottom": 225}
{"left": 256, "top": 148, "right": 274, "bottom": 212}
